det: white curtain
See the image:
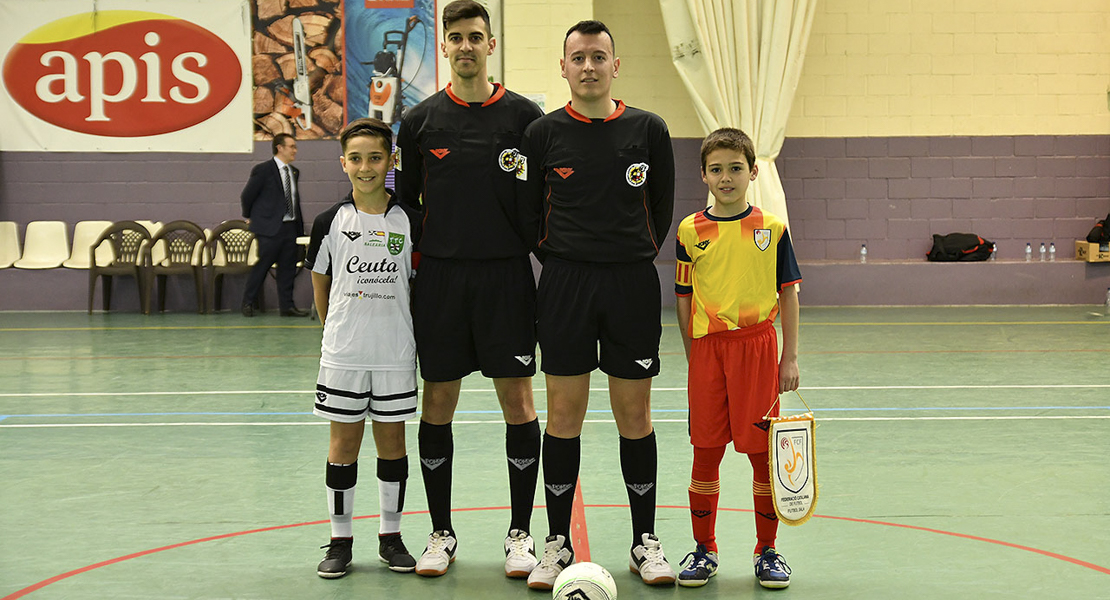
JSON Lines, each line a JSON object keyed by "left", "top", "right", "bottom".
{"left": 659, "top": 0, "right": 816, "bottom": 226}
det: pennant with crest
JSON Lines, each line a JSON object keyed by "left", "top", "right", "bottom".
{"left": 765, "top": 392, "right": 819, "bottom": 526}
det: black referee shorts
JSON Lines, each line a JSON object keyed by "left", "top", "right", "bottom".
{"left": 536, "top": 258, "right": 661, "bottom": 379}
{"left": 413, "top": 256, "right": 537, "bottom": 382}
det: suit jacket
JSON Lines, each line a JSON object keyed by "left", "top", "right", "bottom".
{"left": 241, "top": 159, "right": 304, "bottom": 237}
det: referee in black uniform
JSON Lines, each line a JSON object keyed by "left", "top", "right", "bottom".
{"left": 395, "top": 0, "right": 544, "bottom": 580}
{"left": 517, "top": 20, "right": 677, "bottom": 590}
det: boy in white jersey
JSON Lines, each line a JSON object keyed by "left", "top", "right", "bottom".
{"left": 305, "top": 118, "right": 423, "bottom": 579}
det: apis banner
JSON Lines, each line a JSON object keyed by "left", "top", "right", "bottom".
{"left": 0, "top": 0, "right": 251, "bottom": 152}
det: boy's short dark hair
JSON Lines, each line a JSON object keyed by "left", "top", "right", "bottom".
{"left": 340, "top": 118, "right": 393, "bottom": 153}
{"left": 271, "top": 133, "right": 294, "bottom": 155}
{"left": 442, "top": 0, "right": 491, "bottom": 36}
{"left": 700, "top": 128, "right": 756, "bottom": 170}
{"left": 564, "top": 20, "right": 614, "bottom": 54}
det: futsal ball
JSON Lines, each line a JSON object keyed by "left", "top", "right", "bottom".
{"left": 552, "top": 562, "right": 618, "bottom": 600}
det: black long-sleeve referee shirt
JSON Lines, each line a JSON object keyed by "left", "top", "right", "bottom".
{"left": 396, "top": 83, "right": 543, "bottom": 260}
{"left": 518, "top": 101, "right": 675, "bottom": 263}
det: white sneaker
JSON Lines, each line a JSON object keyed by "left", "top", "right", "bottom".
{"left": 629, "top": 533, "right": 676, "bottom": 585}
{"left": 526, "top": 534, "right": 574, "bottom": 590}
{"left": 504, "top": 529, "right": 539, "bottom": 578}
{"left": 415, "top": 530, "right": 457, "bottom": 577}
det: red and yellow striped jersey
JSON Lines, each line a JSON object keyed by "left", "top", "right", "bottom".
{"left": 675, "top": 205, "right": 802, "bottom": 339}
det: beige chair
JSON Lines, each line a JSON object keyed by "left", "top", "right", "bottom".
{"left": 13, "top": 221, "right": 69, "bottom": 269}
{"left": 206, "top": 220, "right": 259, "bottom": 311}
{"left": 88, "top": 221, "right": 151, "bottom": 314}
{"left": 143, "top": 220, "right": 207, "bottom": 314}
{"left": 0, "top": 221, "right": 19, "bottom": 269}
{"left": 135, "top": 221, "right": 165, "bottom": 266}
{"left": 63, "top": 221, "right": 112, "bottom": 269}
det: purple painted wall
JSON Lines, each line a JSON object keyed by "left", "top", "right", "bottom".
{"left": 2, "top": 135, "right": 1109, "bottom": 309}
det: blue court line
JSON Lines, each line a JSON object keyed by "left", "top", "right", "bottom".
{"left": 1, "top": 406, "right": 1108, "bottom": 420}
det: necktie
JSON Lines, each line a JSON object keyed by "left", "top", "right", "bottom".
{"left": 282, "top": 166, "right": 294, "bottom": 219}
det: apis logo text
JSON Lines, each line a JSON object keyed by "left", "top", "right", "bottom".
{"left": 2, "top": 11, "right": 241, "bottom": 136}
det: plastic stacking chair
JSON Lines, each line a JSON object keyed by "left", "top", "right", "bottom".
{"left": 206, "top": 220, "right": 259, "bottom": 311}
{"left": 134, "top": 221, "right": 164, "bottom": 265}
{"left": 13, "top": 221, "right": 68, "bottom": 269}
{"left": 143, "top": 220, "right": 207, "bottom": 314}
{"left": 0, "top": 221, "right": 20, "bottom": 269}
{"left": 63, "top": 221, "right": 112, "bottom": 269}
{"left": 88, "top": 221, "right": 151, "bottom": 314}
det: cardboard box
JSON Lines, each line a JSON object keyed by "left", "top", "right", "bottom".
{"left": 1075, "top": 240, "right": 1110, "bottom": 262}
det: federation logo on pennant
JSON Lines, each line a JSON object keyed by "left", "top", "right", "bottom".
{"left": 387, "top": 232, "right": 405, "bottom": 256}
{"left": 768, "top": 413, "right": 818, "bottom": 526}
{"left": 754, "top": 229, "right": 772, "bottom": 251}
{"left": 625, "top": 162, "right": 649, "bottom": 187}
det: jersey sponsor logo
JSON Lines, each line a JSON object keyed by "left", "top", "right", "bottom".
{"left": 364, "top": 230, "right": 387, "bottom": 247}
{"left": 498, "top": 148, "right": 521, "bottom": 172}
{"left": 635, "top": 358, "right": 654, "bottom": 370}
{"left": 626, "top": 162, "right": 649, "bottom": 187}
{"left": 508, "top": 457, "right": 536, "bottom": 470}
{"left": 345, "top": 256, "right": 400, "bottom": 273}
{"left": 754, "top": 229, "right": 771, "bottom": 251}
{"left": 695, "top": 239, "right": 711, "bottom": 250}
{"left": 691, "top": 509, "right": 712, "bottom": 518}
{"left": 626, "top": 482, "right": 654, "bottom": 496}
{"left": 344, "top": 290, "right": 397, "bottom": 300}
{"left": 515, "top": 354, "right": 533, "bottom": 366}
{"left": 546, "top": 483, "right": 574, "bottom": 496}
{"left": 553, "top": 166, "right": 574, "bottom": 179}
{"left": 387, "top": 232, "right": 405, "bottom": 256}
{"left": 342, "top": 230, "right": 362, "bottom": 241}
{"left": 429, "top": 148, "right": 450, "bottom": 159}
{"left": 421, "top": 457, "right": 448, "bottom": 470}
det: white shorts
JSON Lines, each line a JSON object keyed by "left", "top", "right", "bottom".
{"left": 313, "top": 366, "right": 418, "bottom": 423}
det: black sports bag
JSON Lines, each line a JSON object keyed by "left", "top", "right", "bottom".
{"left": 1085, "top": 213, "right": 1110, "bottom": 243}
{"left": 926, "top": 233, "right": 994, "bottom": 262}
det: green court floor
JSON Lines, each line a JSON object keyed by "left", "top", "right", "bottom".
{"left": 1, "top": 306, "right": 1108, "bottom": 599}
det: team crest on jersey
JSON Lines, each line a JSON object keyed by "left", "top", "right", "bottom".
{"left": 626, "top": 162, "right": 649, "bottom": 187}
{"left": 498, "top": 148, "right": 520, "bottom": 172}
{"left": 754, "top": 229, "right": 771, "bottom": 251}
{"left": 388, "top": 232, "right": 405, "bottom": 255}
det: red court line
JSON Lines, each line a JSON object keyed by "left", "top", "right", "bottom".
{"left": 5, "top": 505, "right": 1107, "bottom": 599}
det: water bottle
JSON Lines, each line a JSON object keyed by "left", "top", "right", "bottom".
{"left": 1025, "top": 243, "right": 1032, "bottom": 262}
{"left": 859, "top": 244, "right": 867, "bottom": 264}
{"left": 990, "top": 243, "right": 997, "bottom": 261}
{"left": 1039, "top": 243, "right": 1046, "bottom": 262}
{"left": 1049, "top": 243, "right": 1056, "bottom": 262}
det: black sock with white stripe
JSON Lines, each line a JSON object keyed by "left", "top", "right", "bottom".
{"left": 377, "top": 456, "right": 407, "bottom": 535}
{"left": 326, "top": 461, "right": 358, "bottom": 539}
{"left": 620, "top": 430, "right": 657, "bottom": 547}
{"left": 506, "top": 419, "right": 541, "bottom": 533}
{"left": 418, "top": 421, "right": 453, "bottom": 534}
{"left": 542, "top": 432, "right": 580, "bottom": 539}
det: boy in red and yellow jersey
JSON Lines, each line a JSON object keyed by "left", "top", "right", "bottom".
{"left": 674, "top": 128, "right": 802, "bottom": 589}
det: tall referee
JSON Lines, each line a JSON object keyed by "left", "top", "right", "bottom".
{"left": 517, "top": 20, "right": 677, "bottom": 590}
{"left": 395, "top": 0, "right": 545, "bottom": 580}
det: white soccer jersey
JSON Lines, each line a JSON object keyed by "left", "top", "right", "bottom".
{"left": 305, "top": 194, "right": 420, "bottom": 370}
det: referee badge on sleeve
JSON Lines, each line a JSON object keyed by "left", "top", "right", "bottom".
{"left": 515, "top": 154, "right": 528, "bottom": 181}
{"left": 767, "top": 411, "right": 818, "bottom": 526}
{"left": 394, "top": 147, "right": 402, "bottom": 171}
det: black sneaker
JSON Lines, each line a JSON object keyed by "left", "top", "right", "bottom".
{"left": 379, "top": 532, "right": 417, "bottom": 572}
{"left": 318, "top": 538, "right": 353, "bottom": 579}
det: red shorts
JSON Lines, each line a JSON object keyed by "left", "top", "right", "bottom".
{"left": 688, "top": 320, "right": 780, "bottom": 453}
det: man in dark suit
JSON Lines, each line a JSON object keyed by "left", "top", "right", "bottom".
{"left": 240, "top": 133, "right": 310, "bottom": 317}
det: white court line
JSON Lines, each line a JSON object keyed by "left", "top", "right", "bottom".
{"left": 2, "top": 384, "right": 1110, "bottom": 398}
{"left": 3, "top": 415, "right": 1109, "bottom": 428}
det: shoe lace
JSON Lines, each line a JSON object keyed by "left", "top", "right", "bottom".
{"left": 681, "top": 551, "right": 708, "bottom": 570}
{"left": 320, "top": 539, "right": 350, "bottom": 559}
{"left": 641, "top": 541, "right": 667, "bottom": 567}
{"left": 537, "top": 543, "right": 566, "bottom": 569}
{"left": 760, "top": 551, "right": 791, "bottom": 575}
{"left": 506, "top": 534, "right": 530, "bottom": 557}
{"left": 426, "top": 532, "right": 452, "bottom": 554}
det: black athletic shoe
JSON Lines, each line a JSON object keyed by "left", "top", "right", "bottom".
{"left": 318, "top": 538, "right": 353, "bottom": 579}
{"left": 379, "top": 533, "right": 417, "bottom": 572}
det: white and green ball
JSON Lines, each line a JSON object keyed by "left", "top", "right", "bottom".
{"left": 552, "top": 562, "right": 618, "bottom": 600}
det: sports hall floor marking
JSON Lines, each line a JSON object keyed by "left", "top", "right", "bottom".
{"left": 3, "top": 504, "right": 1107, "bottom": 600}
